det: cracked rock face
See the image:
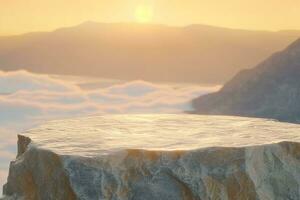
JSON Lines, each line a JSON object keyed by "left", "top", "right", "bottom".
{"left": 2, "top": 115, "right": 300, "bottom": 200}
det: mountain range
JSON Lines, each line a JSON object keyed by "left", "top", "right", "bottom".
{"left": 0, "top": 22, "right": 300, "bottom": 84}
{"left": 191, "top": 38, "right": 300, "bottom": 122}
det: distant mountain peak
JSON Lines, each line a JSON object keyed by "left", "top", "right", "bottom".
{"left": 0, "top": 24, "right": 300, "bottom": 85}
{"left": 191, "top": 37, "right": 300, "bottom": 123}
{"left": 76, "top": 20, "right": 102, "bottom": 27}
{"left": 75, "top": 21, "right": 167, "bottom": 28}
{"left": 286, "top": 37, "right": 300, "bottom": 50}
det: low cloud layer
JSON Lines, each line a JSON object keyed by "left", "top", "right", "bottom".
{"left": 0, "top": 70, "right": 220, "bottom": 194}
{"left": 0, "top": 70, "right": 220, "bottom": 128}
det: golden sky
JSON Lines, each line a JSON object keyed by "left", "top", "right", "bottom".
{"left": 1, "top": 0, "right": 300, "bottom": 35}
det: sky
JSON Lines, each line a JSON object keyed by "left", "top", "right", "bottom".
{"left": 1, "top": 0, "right": 300, "bottom": 35}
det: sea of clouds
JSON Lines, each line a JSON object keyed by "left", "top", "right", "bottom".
{"left": 0, "top": 70, "right": 220, "bottom": 194}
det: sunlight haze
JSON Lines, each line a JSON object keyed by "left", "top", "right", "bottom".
{"left": 1, "top": 0, "right": 300, "bottom": 35}
{"left": 135, "top": 4, "right": 154, "bottom": 23}
{"left": 1, "top": 0, "right": 300, "bottom": 198}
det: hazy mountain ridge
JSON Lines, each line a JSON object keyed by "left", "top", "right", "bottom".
{"left": 191, "top": 38, "right": 300, "bottom": 122}
{"left": 0, "top": 22, "right": 300, "bottom": 84}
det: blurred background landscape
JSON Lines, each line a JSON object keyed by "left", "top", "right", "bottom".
{"left": 1, "top": 0, "right": 300, "bottom": 195}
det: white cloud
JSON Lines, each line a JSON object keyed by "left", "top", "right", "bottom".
{"left": 0, "top": 70, "right": 77, "bottom": 94}
{"left": 103, "top": 80, "right": 159, "bottom": 97}
{"left": 0, "top": 70, "right": 220, "bottom": 128}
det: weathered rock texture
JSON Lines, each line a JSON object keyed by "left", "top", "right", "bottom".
{"left": 3, "top": 135, "right": 76, "bottom": 200}
{"left": 191, "top": 38, "right": 300, "bottom": 123}
{"left": 3, "top": 135, "right": 300, "bottom": 200}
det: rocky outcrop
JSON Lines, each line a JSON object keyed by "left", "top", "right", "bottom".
{"left": 191, "top": 38, "right": 300, "bottom": 123}
{"left": 3, "top": 134, "right": 300, "bottom": 200}
{"left": 3, "top": 135, "right": 76, "bottom": 200}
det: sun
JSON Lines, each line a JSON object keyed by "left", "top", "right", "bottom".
{"left": 135, "top": 5, "right": 153, "bottom": 23}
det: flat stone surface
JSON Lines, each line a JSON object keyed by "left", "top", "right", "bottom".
{"left": 4, "top": 114, "right": 300, "bottom": 199}
{"left": 24, "top": 114, "right": 300, "bottom": 157}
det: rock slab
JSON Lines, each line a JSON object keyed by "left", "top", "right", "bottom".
{"left": 3, "top": 135, "right": 300, "bottom": 200}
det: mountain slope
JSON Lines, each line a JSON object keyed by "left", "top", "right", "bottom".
{"left": 191, "top": 38, "right": 300, "bottom": 122}
{"left": 0, "top": 22, "right": 300, "bottom": 84}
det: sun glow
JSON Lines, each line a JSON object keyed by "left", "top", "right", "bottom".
{"left": 135, "top": 5, "right": 153, "bottom": 23}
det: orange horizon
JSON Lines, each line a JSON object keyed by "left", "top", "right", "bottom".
{"left": 1, "top": 0, "right": 300, "bottom": 36}
{"left": 1, "top": 21, "right": 300, "bottom": 38}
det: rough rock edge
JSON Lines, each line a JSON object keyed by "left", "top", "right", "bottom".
{"left": 2, "top": 134, "right": 300, "bottom": 200}
{"left": 2, "top": 135, "right": 77, "bottom": 200}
